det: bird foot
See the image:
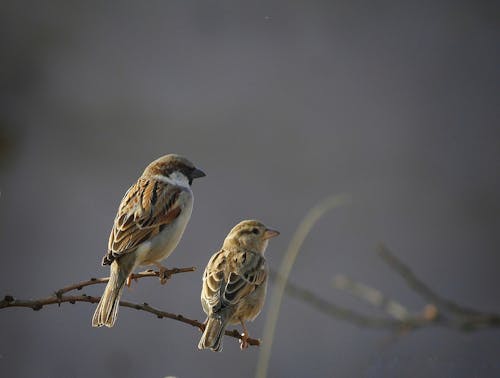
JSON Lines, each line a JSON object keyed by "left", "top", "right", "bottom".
{"left": 199, "top": 321, "right": 207, "bottom": 333}
{"left": 158, "top": 266, "right": 171, "bottom": 284}
{"left": 239, "top": 332, "right": 249, "bottom": 350}
{"left": 125, "top": 274, "right": 138, "bottom": 288}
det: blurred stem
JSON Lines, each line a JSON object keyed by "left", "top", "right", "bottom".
{"left": 270, "top": 270, "right": 401, "bottom": 328}
{"left": 376, "top": 244, "right": 480, "bottom": 316}
{"left": 255, "top": 194, "right": 351, "bottom": 378}
{"left": 272, "top": 245, "right": 500, "bottom": 333}
{"left": 332, "top": 274, "right": 411, "bottom": 320}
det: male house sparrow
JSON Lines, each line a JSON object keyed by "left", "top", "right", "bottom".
{"left": 92, "top": 154, "right": 205, "bottom": 327}
{"left": 198, "top": 220, "right": 279, "bottom": 351}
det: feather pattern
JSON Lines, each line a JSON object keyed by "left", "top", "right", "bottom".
{"left": 201, "top": 248, "right": 267, "bottom": 318}
{"left": 102, "top": 178, "right": 183, "bottom": 265}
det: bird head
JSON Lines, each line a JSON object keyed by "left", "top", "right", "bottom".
{"left": 223, "top": 220, "right": 279, "bottom": 254}
{"left": 144, "top": 154, "right": 206, "bottom": 186}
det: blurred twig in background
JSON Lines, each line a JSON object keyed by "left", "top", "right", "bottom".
{"left": 0, "top": 266, "right": 260, "bottom": 347}
{"left": 270, "top": 244, "right": 500, "bottom": 333}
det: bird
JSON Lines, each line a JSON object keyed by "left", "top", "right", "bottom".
{"left": 92, "top": 154, "right": 205, "bottom": 327}
{"left": 198, "top": 220, "right": 279, "bottom": 351}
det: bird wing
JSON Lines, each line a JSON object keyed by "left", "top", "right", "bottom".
{"left": 103, "top": 177, "right": 184, "bottom": 264}
{"left": 202, "top": 249, "right": 267, "bottom": 314}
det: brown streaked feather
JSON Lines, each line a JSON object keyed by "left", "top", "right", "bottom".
{"left": 102, "top": 178, "right": 183, "bottom": 265}
{"left": 201, "top": 249, "right": 266, "bottom": 314}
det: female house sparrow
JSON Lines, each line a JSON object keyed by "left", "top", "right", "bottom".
{"left": 198, "top": 220, "right": 279, "bottom": 351}
{"left": 92, "top": 154, "right": 205, "bottom": 327}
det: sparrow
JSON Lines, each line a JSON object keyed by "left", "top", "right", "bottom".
{"left": 198, "top": 220, "right": 279, "bottom": 351}
{"left": 92, "top": 154, "right": 205, "bottom": 327}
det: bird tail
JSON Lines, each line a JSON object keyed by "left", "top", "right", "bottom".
{"left": 198, "top": 315, "right": 230, "bottom": 352}
{"left": 92, "top": 259, "right": 132, "bottom": 327}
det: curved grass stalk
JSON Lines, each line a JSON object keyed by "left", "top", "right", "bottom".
{"left": 255, "top": 194, "right": 352, "bottom": 378}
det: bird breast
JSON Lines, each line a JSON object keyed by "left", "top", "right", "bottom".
{"left": 135, "top": 189, "right": 194, "bottom": 266}
{"left": 229, "top": 278, "right": 268, "bottom": 324}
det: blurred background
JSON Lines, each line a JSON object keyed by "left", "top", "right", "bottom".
{"left": 1, "top": 1, "right": 499, "bottom": 377}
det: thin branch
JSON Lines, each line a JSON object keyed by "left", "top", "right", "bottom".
{"left": 0, "top": 268, "right": 259, "bottom": 347}
{"left": 270, "top": 271, "right": 404, "bottom": 329}
{"left": 376, "top": 244, "right": 500, "bottom": 331}
{"left": 332, "top": 274, "right": 411, "bottom": 320}
{"left": 377, "top": 244, "right": 481, "bottom": 316}
{"left": 269, "top": 248, "right": 500, "bottom": 333}
{"left": 53, "top": 267, "right": 196, "bottom": 298}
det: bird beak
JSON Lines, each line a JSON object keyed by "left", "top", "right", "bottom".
{"left": 263, "top": 229, "right": 280, "bottom": 240}
{"left": 191, "top": 168, "right": 206, "bottom": 179}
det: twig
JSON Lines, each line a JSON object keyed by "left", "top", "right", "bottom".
{"left": 269, "top": 247, "right": 500, "bottom": 334}
{"left": 332, "top": 274, "right": 411, "bottom": 320}
{"left": 53, "top": 267, "right": 196, "bottom": 298}
{"left": 0, "top": 268, "right": 259, "bottom": 347}
{"left": 377, "top": 244, "right": 481, "bottom": 316}
{"left": 270, "top": 271, "right": 403, "bottom": 329}
{"left": 376, "top": 244, "right": 500, "bottom": 330}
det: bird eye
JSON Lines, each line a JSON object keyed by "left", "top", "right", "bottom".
{"left": 252, "top": 228, "right": 259, "bottom": 234}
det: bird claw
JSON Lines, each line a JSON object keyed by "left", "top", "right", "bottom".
{"left": 199, "top": 321, "right": 207, "bottom": 333}
{"left": 126, "top": 275, "right": 137, "bottom": 288}
{"left": 159, "top": 268, "right": 171, "bottom": 284}
{"left": 239, "top": 332, "right": 249, "bottom": 350}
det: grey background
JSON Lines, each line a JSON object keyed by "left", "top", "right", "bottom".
{"left": 1, "top": 1, "right": 499, "bottom": 377}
